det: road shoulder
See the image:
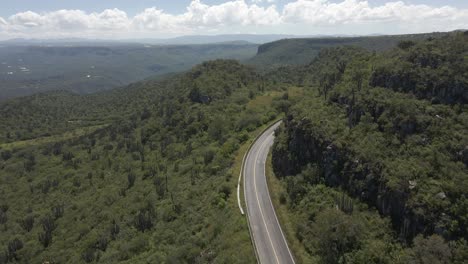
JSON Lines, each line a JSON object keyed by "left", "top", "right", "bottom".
{"left": 265, "top": 151, "right": 317, "bottom": 263}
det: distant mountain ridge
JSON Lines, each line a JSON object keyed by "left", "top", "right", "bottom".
{"left": 2, "top": 32, "right": 464, "bottom": 47}
{"left": 248, "top": 31, "right": 455, "bottom": 68}
{"left": 0, "top": 34, "right": 361, "bottom": 46}
{"left": 140, "top": 34, "right": 322, "bottom": 44}
{"left": 0, "top": 43, "right": 258, "bottom": 100}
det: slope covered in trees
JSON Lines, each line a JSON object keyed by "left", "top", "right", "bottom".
{"left": 272, "top": 32, "right": 468, "bottom": 263}
{"left": 0, "top": 77, "right": 170, "bottom": 144}
{"left": 0, "top": 31, "right": 466, "bottom": 264}
{"left": 249, "top": 32, "right": 452, "bottom": 69}
{"left": 0, "top": 43, "right": 257, "bottom": 101}
{"left": 0, "top": 60, "right": 294, "bottom": 263}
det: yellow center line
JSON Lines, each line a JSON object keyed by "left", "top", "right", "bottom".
{"left": 253, "top": 132, "right": 280, "bottom": 264}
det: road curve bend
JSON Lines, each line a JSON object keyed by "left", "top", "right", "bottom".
{"left": 244, "top": 121, "right": 295, "bottom": 264}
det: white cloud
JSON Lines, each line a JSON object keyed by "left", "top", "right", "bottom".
{"left": 2, "top": 9, "right": 132, "bottom": 39}
{"left": 92, "top": 8, "right": 130, "bottom": 30}
{"left": 251, "top": 0, "right": 276, "bottom": 3}
{"left": 9, "top": 11, "right": 45, "bottom": 28}
{"left": 132, "top": 0, "right": 280, "bottom": 33}
{"left": 0, "top": 0, "right": 466, "bottom": 39}
{"left": 132, "top": 8, "right": 182, "bottom": 32}
{"left": 282, "top": 0, "right": 468, "bottom": 27}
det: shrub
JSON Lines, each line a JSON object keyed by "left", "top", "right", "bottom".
{"left": 96, "top": 235, "right": 108, "bottom": 251}
{"left": 20, "top": 215, "right": 34, "bottom": 232}
{"left": 219, "top": 184, "right": 231, "bottom": 199}
{"left": 52, "top": 204, "right": 64, "bottom": 219}
{"left": 7, "top": 238, "right": 23, "bottom": 261}
{"left": 81, "top": 248, "right": 96, "bottom": 263}
{"left": 127, "top": 173, "right": 136, "bottom": 189}
{"left": 0, "top": 210, "right": 7, "bottom": 225}
{"left": 39, "top": 215, "right": 56, "bottom": 247}
{"left": 110, "top": 219, "right": 120, "bottom": 240}
{"left": 1, "top": 150, "right": 12, "bottom": 161}
{"left": 134, "top": 210, "right": 154, "bottom": 232}
{"left": 38, "top": 231, "right": 52, "bottom": 248}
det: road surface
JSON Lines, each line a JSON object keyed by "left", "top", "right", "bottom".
{"left": 244, "top": 122, "right": 295, "bottom": 264}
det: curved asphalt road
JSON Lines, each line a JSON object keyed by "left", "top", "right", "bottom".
{"left": 244, "top": 122, "right": 295, "bottom": 264}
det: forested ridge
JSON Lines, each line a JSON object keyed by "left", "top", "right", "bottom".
{"left": 0, "top": 60, "right": 294, "bottom": 263}
{"left": 0, "top": 31, "right": 467, "bottom": 263}
{"left": 272, "top": 32, "right": 468, "bottom": 263}
{"left": 248, "top": 31, "right": 452, "bottom": 69}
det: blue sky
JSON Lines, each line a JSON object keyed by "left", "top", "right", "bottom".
{"left": 0, "top": 0, "right": 467, "bottom": 39}
{"left": 1, "top": 0, "right": 468, "bottom": 16}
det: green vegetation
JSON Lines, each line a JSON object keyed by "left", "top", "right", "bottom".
{"left": 0, "top": 59, "right": 295, "bottom": 263}
{"left": 272, "top": 32, "right": 468, "bottom": 263}
{"left": 248, "top": 32, "right": 451, "bottom": 69}
{"left": 0, "top": 78, "right": 166, "bottom": 144}
{"left": 0, "top": 31, "right": 467, "bottom": 263}
{"left": 0, "top": 43, "right": 257, "bottom": 100}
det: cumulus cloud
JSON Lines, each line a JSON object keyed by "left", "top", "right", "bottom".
{"left": 131, "top": 0, "right": 280, "bottom": 33}
{"left": 0, "top": 0, "right": 466, "bottom": 39}
{"left": 2, "top": 9, "right": 132, "bottom": 38}
{"left": 282, "top": 0, "right": 468, "bottom": 26}
{"left": 8, "top": 9, "right": 129, "bottom": 31}
{"left": 251, "top": 0, "right": 276, "bottom": 3}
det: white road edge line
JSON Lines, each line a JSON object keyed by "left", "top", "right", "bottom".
{"left": 262, "top": 133, "right": 297, "bottom": 264}
{"left": 237, "top": 152, "right": 247, "bottom": 215}
{"left": 253, "top": 133, "right": 280, "bottom": 264}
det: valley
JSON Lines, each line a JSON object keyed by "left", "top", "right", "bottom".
{"left": 0, "top": 31, "right": 467, "bottom": 263}
{"left": 0, "top": 43, "right": 258, "bottom": 101}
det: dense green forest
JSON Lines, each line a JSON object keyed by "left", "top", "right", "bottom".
{"left": 0, "top": 43, "right": 257, "bottom": 101}
{"left": 0, "top": 31, "right": 467, "bottom": 263}
{"left": 0, "top": 80, "right": 167, "bottom": 144}
{"left": 0, "top": 60, "right": 296, "bottom": 263}
{"left": 272, "top": 32, "right": 468, "bottom": 263}
{"left": 248, "top": 32, "right": 450, "bottom": 69}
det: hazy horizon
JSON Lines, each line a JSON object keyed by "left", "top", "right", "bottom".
{"left": 2, "top": 31, "right": 464, "bottom": 45}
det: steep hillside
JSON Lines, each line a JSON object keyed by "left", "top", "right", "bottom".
{"left": 1, "top": 31, "right": 467, "bottom": 264}
{"left": 0, "top": 60, "right": 293, "bottom": 263}
{"left": 249, "top": 32, "right": 451, "bottom": 68}
{"left": 271, "top": 32, "right": 468, "bottom": 263}
{"left": 0, "top": 75, "right": 181, "bottom": 145}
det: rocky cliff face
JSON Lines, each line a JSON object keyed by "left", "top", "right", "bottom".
{"left": 271, "top": 32, "right": 467, "bottom": 245}
{"left": 273, "top": 115, "right": 443, "bottom": 241}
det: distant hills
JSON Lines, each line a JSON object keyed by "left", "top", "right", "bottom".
{"left": 131, "top": 34, "right": 299, "bottom": 45}
{"left": 138, "top": 34, "right": 339, "bottom": 45}
{"left": 0, "top": 31, "right": 461, "bottom": 101}
{"left": 0, "top": 34, "right": 360, "bottom": 46}
{"left": 2, "top": 32, "right": 463, "bottom": 47}
{"left": 0, "top": 43, "right": 258, "bottom": 100}
{"left": 0, "top": 31, "right": 466, "bottom": 263}
{"left": 248, "top": 32, "right": 454, "bottom": 68}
